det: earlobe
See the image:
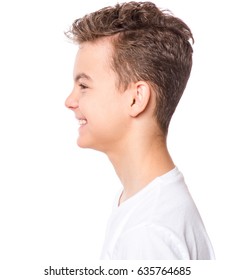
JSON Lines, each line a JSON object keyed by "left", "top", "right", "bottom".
{"left": 129, "top": 82, "right": 151, "bottom": 117}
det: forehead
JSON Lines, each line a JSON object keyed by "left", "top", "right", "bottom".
{"left": 73, "top": 39, "right": 113, "bottom": 79}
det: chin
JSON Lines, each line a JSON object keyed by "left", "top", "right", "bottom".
{"left": 76, "top": 138, "right": 87, "bottom": 148}
{"left": 77, "top": 137, "right": 95, "bottom": 150}
{"left": 77, "top": 138, "right": 107, "bottom": 154}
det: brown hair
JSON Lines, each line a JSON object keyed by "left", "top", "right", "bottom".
{"left": 66, "top": 1, "right": 194, "bottom": 134}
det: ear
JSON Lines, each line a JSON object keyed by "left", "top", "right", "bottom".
{"left": 128, "top": 81, "right": 151, "bottom": 117}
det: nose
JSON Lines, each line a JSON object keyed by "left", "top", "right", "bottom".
{"left": 65, "top": 88, "right": 79, "bottom": 110}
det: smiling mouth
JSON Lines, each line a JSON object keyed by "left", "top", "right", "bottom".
{"left": 78, "top": 119, "right": 87, "bottom": 125}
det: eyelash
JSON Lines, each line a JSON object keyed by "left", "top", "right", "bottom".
{"left": 79, "top": 83, "right": 88, "bottom": 90}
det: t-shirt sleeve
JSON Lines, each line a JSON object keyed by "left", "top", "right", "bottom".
{"left": 111, "top": 224, "right": 190, "bottom": 260}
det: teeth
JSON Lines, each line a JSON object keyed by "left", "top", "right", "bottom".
{"left": 79, "top": 119, "right": 87, "bottom": 125}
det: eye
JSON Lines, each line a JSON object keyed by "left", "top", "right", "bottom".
{"left": 79, "top": 83, "right": 88, "bottom": 90}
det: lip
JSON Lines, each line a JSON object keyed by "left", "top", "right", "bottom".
{"left": 75, "top": 114, "right": 87, "bottom": 121}
{"left": 75, "top": 116, "right": 87, "bottom": 129}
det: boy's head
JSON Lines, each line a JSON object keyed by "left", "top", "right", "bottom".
{"left": 66, "top": 1, "right": 194, "bottom": 135}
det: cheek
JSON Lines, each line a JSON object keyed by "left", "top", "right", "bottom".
{"left": 99, "top": 106, "right": 127, "bottom": 137}
{"left": 88, "top": 102, "right": 122, "bottom": 131}
{"left": 84, "top": 89, "right": 126, "bottom": 130}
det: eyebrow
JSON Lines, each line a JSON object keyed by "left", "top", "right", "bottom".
{"left": 74, "top": 73, "right": 92, "bottom": 83}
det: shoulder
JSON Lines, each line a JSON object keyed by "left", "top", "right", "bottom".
{"left": 112, "top": 223, "right": 190, "bottom": 259}
{"left": 109, "top": 168, "right": 214, "bottom": 259}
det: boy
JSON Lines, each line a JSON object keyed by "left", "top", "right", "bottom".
{"left": 65, "top": 1, "right": 215, "bottom": 259}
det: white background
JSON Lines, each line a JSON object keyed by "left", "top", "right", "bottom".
{"left": 0, "top": 0, "right": 233, "bottom": 279}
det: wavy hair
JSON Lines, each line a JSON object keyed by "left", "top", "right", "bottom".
{"left": 66, "top": 1, "right": 194, "bottom": 134}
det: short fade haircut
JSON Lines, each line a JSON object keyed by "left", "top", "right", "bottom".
{"left": 66, "top": 1, "right": 194, "bottom": 134}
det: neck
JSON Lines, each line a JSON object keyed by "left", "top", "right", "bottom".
{"left": 106, "top": 132, "right": 175, "bottom": 204}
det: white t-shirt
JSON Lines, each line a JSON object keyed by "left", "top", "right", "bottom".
{"left": 101, "top": 167, "right": 215, "bottom": 260}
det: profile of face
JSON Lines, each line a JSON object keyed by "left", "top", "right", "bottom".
{"left": 65, "top": 40, "right": 130, "bottom": 153}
